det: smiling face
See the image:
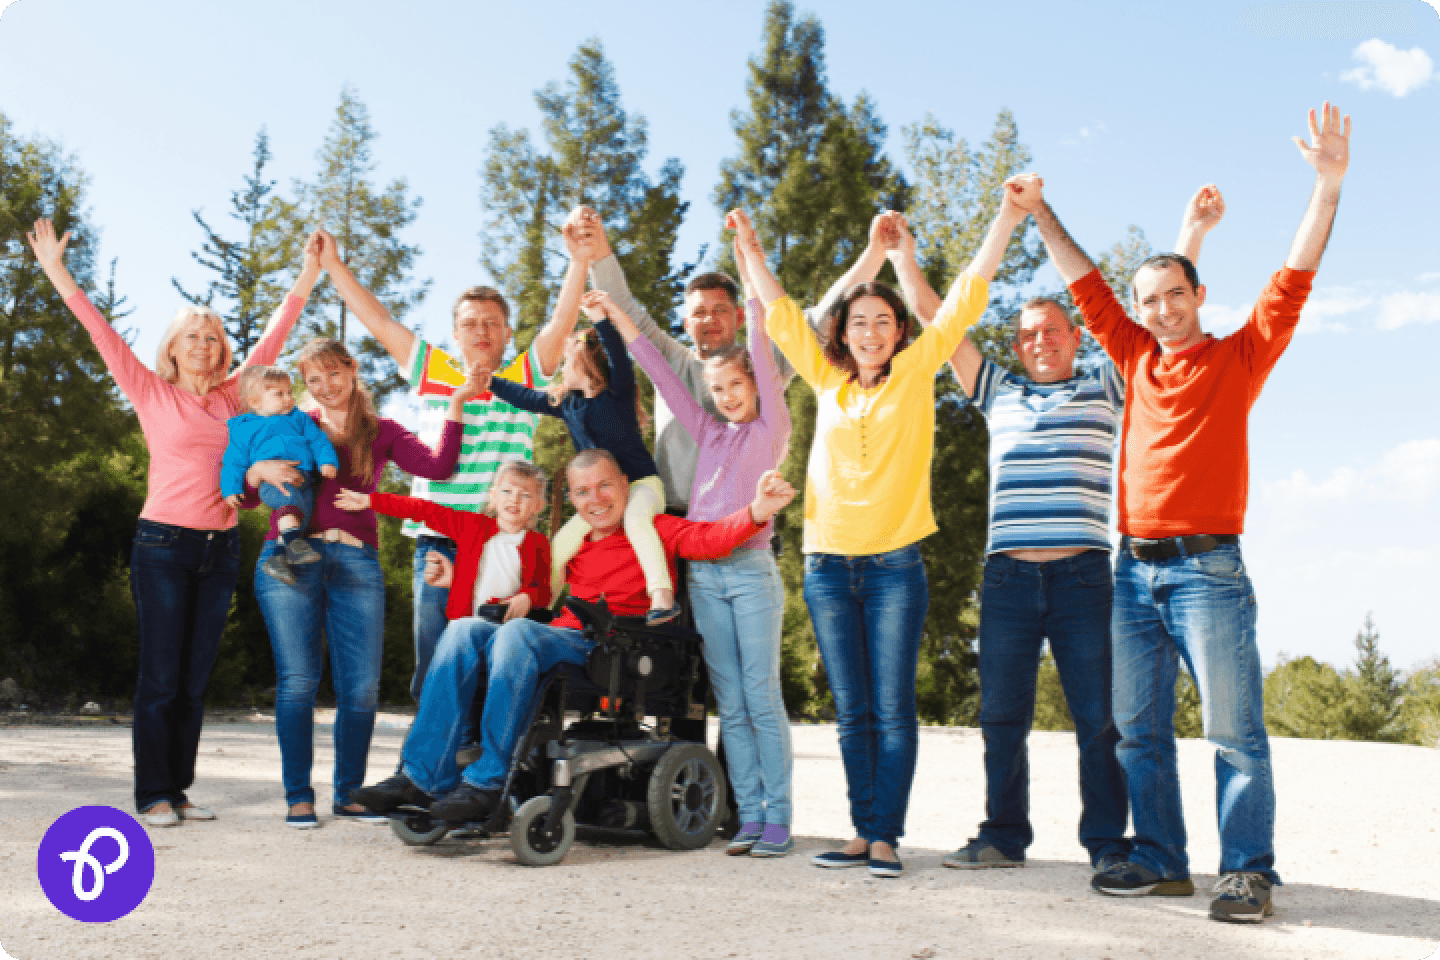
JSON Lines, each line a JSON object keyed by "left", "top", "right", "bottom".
{"left": 841, "top": 294, "right": 904, "bottom": 381}
{"left": 454, "top": 299, "right": 511, "bottom": 370}
{"left": 170, "top": 317, "right": 227, "bottom": 380}
{"left": 683, "top": 288, "right": 740, "bottom": 358}
{"left": 703, "top": 359, "right": 759, "bottom": 424}
{"left": 252, "top": 382, "right": 295, "bottom": 417}
{"left": 301, "top": 358, "right": 356, "bottom": 413}
{"left": 1133, "top": 262, "right": 1208, "bottom": 353}
{"left": 1013, "top": 303, "right": 1083, "bottom": 383}
{"left": 489, "top": 471, "right": 544, "bottom": 534}
{"left": 567, "top": 458, "right": 629, "bottom": 538}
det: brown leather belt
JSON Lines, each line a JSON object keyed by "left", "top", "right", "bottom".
{"left": 309, "top": 528, "right": 365, "bottom": 549}
{"left": 1124, "top": 534, "right": 1238, "bottom": 562}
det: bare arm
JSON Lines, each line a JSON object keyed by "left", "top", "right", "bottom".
{"left": 316, "top": 227, "right": 415, "bottom": 368}
{"left": 527, "top": 224, "right": 590, "bottom": 376}
{"left": 25, "top": 219, "right": 81, "bottom": 299}
{"left": 884, "top": 214, "right": 983, "bottom": 395}
{"left": 1176, "top": 184, "right": 1224, "bottom": 264}
{"left": 1286, "top": 102, "right": 1350, "bottom": 272}
{"left": 1006, "top": 174, "right": 1097, "bottom": 285}
{"left": 726, "top": 210, "right": 787, "bottom": 307}
{"left": 811, "top": 213, "right": 893, "bottom": 317}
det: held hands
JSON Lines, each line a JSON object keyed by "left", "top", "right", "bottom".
{"left": 333, "top": 489, "right": 371, "bottom": 512}
{"left": 1183, "top": 185, "right": 1226, "bottom": 234}
{"left": 453, "top": 362, "right": 492, "bottom": 405}
{"left": 1293, "top": 101, "right": 1350, "bottom": 181}
{"left": 502, "top": 593, "right": 532, "bottom": 623}
{"left": 565, "top": 206, "right": 613, "bottom": 262}
{"left": 1002, "top": 174, "right": 1045, "bottom": 216}
{"left": 869, "top": 212, "right": 901, "bottom": 253}
{"left": 313, "top": 227, "right": 343, "bottom": 271}
{"left": 726, "top": 209, "right": 763, "bottom": 264}
{"left": 423, "top": 550, "right": 454, "bottom": 589}
{"left": 578, "top": 289, "right": 613, "bottom": 323}
{"left": 884, "top": 212, "right": 916, "bottom": 264}
{"left": 748, "top": 469, "right": 797, "bottom": 524}
{"left": 319, "top": 464, "right": 338, "bottom": 479}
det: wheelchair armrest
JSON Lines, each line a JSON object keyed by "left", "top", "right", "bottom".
{"left": 563, "top": 594, "right": 613, "bottom": 636}
{"left": 474, "top": 604, "right": 556, "bottom": 625}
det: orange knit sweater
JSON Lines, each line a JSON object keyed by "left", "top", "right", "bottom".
{"left": 1070, "top": 266, "right": 1314, "bottom": 538}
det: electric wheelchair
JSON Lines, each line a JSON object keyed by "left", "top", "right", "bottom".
{"left": 386, "top": 595, "right": 729, "bottom": 866}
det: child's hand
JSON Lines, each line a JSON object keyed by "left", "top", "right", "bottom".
{"left": 578, "top": 289, "right": 612, "bottom": 322}
{"left": 453, "top": 363, "right": 492, "bottom": 406}
{"left": 319, "top": 464, "right": 338, "bottom": 479}
{"left": 502, "top": 593, "right": 532, "bottom": 622}
{"left": 224, "top": 493, "right": 243, "bottom": 510}
{"left": 424, "top": 550, "right": 454, "bottom": 589}
{"left": 334, "top": 489, "right": 371, "bottom": 512}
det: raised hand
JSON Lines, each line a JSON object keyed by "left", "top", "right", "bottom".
{"left": 26, "top": 218, "right": 72, "bottom": 273}
{"left": 749, "top": 468, "right": 797, "bottom": 523}
{"left": 313, "top": 227, "right": 342, "bottom": 270}
{"left": 566, "top": 205, "right": 613, "bottom": 261}
{"left": 886, "top": 213, "right": 917, "bottom": 263}
{"left": 562, "top": 220, "right": 589, "bottom": 263}
{"left": 1183, "top": 185, "right": 1226, "bottom": 233}
{"left": 1293, "top": 101, "right": 1350, "bottom": 181}
{"left": 726, "top": 209, "right": 763, "bottom": 262}
{"left": 1003, "top": 174, "right": 1045, "bottom": 215}
{"left": 869, "top": 212, "right": 900, "bottom": 252}
{"left": 334, "top": 489, "right": 371, "bottom": 512}
{"left": 579, "top": 289, "right": 612, "bottom": 323}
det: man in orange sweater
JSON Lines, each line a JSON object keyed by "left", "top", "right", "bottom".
{"left": 1009, "top": 103, "right": 1351, "bottom": 923}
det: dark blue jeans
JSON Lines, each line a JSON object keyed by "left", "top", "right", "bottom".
{"left": 411, "top": 535, "right": 458, "bottom": 701}
{"left": 254, "top": 539, "right": 386, "bottom": 808}
{"left": 976, "top": 550, "right": 1130, "bottom": 865}
{"left": 804, "top": 544, "right": 928, "bottom": 848}
{"left": 129, "top": 519, "right": 240, "bottom": 812}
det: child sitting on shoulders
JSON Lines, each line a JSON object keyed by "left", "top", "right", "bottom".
{"left": 335, "top": 459, "right": 551, "bottom": 623}
{"left": 222, "top": 366, "right": 339, "bottom": 585}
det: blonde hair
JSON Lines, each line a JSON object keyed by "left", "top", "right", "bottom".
{"left": 484, "top": 459, "right": 549, "bottom": 528}
{"left": 154, "top": 306, "right": 233, "bottom": 386}
{"left": 239, "top": 366, "right": 294, "bottom": 412}
{"left": 295, "top": 339, "right": 379, "bottom": 486}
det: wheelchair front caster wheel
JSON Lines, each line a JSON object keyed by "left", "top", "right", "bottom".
{"left": 390, "top": 812, "right": 448, "bottom": 846}
{"left": 510, "top": 795, "right": 576, "bottom": 866}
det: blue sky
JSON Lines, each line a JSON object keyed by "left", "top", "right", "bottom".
{"left": 2, "top": 0, "right": 1437, "bottom": 670}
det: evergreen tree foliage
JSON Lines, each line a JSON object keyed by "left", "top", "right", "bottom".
{"left": 1343, "top": 612, "right": 1407, "bottom": 742}
{"left": 712, "top": 0, "right": 905, "bottom": 715}
{"left": 294, "top": 86, "right": 429, "bottom": 403}
{"left": 172, "top": 128, "right": 299, "bottom": 362}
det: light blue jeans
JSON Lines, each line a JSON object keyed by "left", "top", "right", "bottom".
{"left": 254, "top": 539, "right": 385, "bottom": 808}
{"left": 402, "top": 617, "right": 592, "bottom": 796}
{"left": 689, "top": 548, "right": 793, "bottom": 826}
{"left": 1112, "top": 541, "right": 1278, "bottom": 883}
{"left": 804, "top": 544, "right": 929, "bottom": 848}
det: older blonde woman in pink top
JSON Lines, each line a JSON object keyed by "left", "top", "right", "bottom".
{"left": 27, "top": 218, "right": 324, "bottom": 827}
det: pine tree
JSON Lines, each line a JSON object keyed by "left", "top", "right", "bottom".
{"left": 713, "top": 0, "right": 905, "bottom": 714}
{"left": 172, "top": 128, "right": 298, "bottom": 361}
{"left": 1344, "top": 612, "right": 1407, "bottom": 742}
{"left": 294, "top": 86, "right": 429, "bottom": 402}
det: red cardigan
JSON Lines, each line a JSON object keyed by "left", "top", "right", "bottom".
{"left": 371, "top": 493, "right": 551, "bottom": 621}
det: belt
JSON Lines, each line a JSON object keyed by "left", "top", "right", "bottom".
{"left": 1125, "top": 534, "right": 1238, "bottom": 562}
{"left": 309, "top": 528, "right": 365, "bottom": 549}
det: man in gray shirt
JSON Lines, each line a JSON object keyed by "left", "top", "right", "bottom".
{"left": 568, "top": 206, "right": 891, "bottom": 511}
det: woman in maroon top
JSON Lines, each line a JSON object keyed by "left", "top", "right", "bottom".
{"left": 245, "top": 337, "right": 486, "bottom": 828}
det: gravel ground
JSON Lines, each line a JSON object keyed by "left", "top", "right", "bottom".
{"left": 2, "top": 715, "right": 1437, "bottom": 959}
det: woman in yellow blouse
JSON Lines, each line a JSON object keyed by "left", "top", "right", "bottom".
{"left": 728, "top": 190, "right": 1026, "bottom": 877}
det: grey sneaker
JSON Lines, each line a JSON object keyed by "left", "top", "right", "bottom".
{"left": 1209, "top": 871, "right": 1273, "bottom": 922}
{"left": 727, "top": 822, "right": 764, "bottom": 856}
{"left": 942, "top": 838, "right": 1023, "bottom": 869}
{"left": 262, "top": 552, "right": 296, "bottom": 586}
{"left": 286, "top": 537, "right": 320, "bottom": 565}
{"left": 749, "top": 824, "right": 794, "bottom": 858}
{"left": 1091, "top": 861, "right": 1195, "bottom": 897}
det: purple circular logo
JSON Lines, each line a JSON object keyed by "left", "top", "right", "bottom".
{"left": 37, "top": 806, "right": 155, "bottom": 922}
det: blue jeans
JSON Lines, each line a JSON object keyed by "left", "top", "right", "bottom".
{"left": 804, "top": 544, "right": 928, "bottom": 847}
{"left": 402, "top": 618, "right": 592, "bottom": 796}
{"left": 258, "top": 474, "right": 317, "bottom": 529}
{"left": 976, "top": 550, "right": 1130, "bottom": 865}
{"left": 129, "top": 520, "right": 240, "bottom": 812}
{"left": 411, "top": 535, "right": 457, "bottom": 701}
{"left": 254, "top": 539, "right": 385, "bottom": 808}
{"left": 1112, "top": 542, "right": 1278, "bottom": 883}
{"left": 689, "top": 549, "right": 793, "bottom": 826}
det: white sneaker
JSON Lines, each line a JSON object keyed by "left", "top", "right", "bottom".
{"left": 176, "top": 804, "right": 216, "bottom": 821}
{"left": 144, "top": 807, "right": 180, "bottom": 828}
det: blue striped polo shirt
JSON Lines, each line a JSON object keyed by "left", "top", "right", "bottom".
{"left": 971, "top": 357, "right": 1124, "bottom": 555}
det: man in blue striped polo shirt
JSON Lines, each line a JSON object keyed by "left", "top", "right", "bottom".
{"left": 886, "top": 189, "right": 1220, "bottom": 875}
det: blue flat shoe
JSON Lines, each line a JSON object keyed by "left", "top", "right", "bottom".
{"left": 812, "top": 849, "right": 869, "bottom": 869}
{"left": 286, "top": 811, "right": 320, "bottom": 830}
{"left": 868, "top": 854, "right": 903, "bottom": 878}
{"left": 332, "top": 804, "right": 388, "bottom": 823}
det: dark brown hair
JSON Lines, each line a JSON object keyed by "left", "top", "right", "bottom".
{"left": 1132, "top": 254, "right": 1201, "bottom": 302}
{"left": 821, "top": 282, "right": 913, "bottom": 380}
{"left": 684, "top": 271, "right": 739, "bottom": 305}
{"left": 452, "top": 285, "right": 511, "bottom": 324}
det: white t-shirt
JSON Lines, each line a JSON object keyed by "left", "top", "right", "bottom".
{"left": 473, "top": 530, "right": 526, "bottom": 613}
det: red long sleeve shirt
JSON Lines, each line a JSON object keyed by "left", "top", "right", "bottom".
{"left": 551, "top": 508, "right": 764, "bottom": 631}
{"left": 1070, "top": 266, "right": 1313, "bottom": 538}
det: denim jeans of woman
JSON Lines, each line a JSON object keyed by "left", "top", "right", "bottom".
{"left": 129, "top": 519, "right": 240, "bottom": 812}
{"left": 804, "top": 544, "right": 928, "bottom": 847}
{"left": 254, "top": 540, "right": 385, "bottom": 808}
{"left": 689, "top": 548, "right": 793, "bottom": 826}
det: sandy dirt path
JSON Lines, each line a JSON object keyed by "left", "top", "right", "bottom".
{"left": 2, "top": 718, "right": 1437, "bottom": 959}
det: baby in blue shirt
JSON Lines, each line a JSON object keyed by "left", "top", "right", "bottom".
{"left": 222, "top": 366, "right": 339, "bottom": 585}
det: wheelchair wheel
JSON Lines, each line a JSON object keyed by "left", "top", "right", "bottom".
{"left": 390, "top": 812, "right": 448, "bottom": 846}
{"left": 509, "top": 795, "right": 576, "bottom": 867}
{"left": 646, "top": 743, "right": 727, "bottom": 850}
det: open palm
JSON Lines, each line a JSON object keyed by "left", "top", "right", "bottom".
{"left": 1293, "top": 102, "right": 1350, "bottom": 179}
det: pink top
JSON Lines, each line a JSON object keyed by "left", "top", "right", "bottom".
{"left": 65, "top": 290, "right": 305, "bottom": 531}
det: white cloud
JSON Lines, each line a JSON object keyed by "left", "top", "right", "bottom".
{"left": 1261, "top": 439, "right": 1440, "bottom": 512}
{"left": 1211, "top": 283, "right": 1440, "bottom": 334}
{"left": 1061, "top": 122, "right": 1106, "bottom": 147}
{"left": 1376, "top": 290, "right": 1440, "bottom": 330}
{"left": 1199, "top": 302, "right": 1253, "bottom": 335}
{"left": 1421, "top": 272, "right": 1440, "bottom": 284}
{"left": 1340, "top": 38, "right": 1434, "bottom": 97}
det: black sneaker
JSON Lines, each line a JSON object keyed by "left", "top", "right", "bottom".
{"left": 1209, "top": 871, "right": 1273, "bottom": 922}
{"left": 430, "top": 783, "right": 501, "bottom": 824}
{"left": 351, "top": 774, "right": 431, "bottom": 814}
{"left": 1091, "top": 861, "right": 1195, "bottom": 897}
